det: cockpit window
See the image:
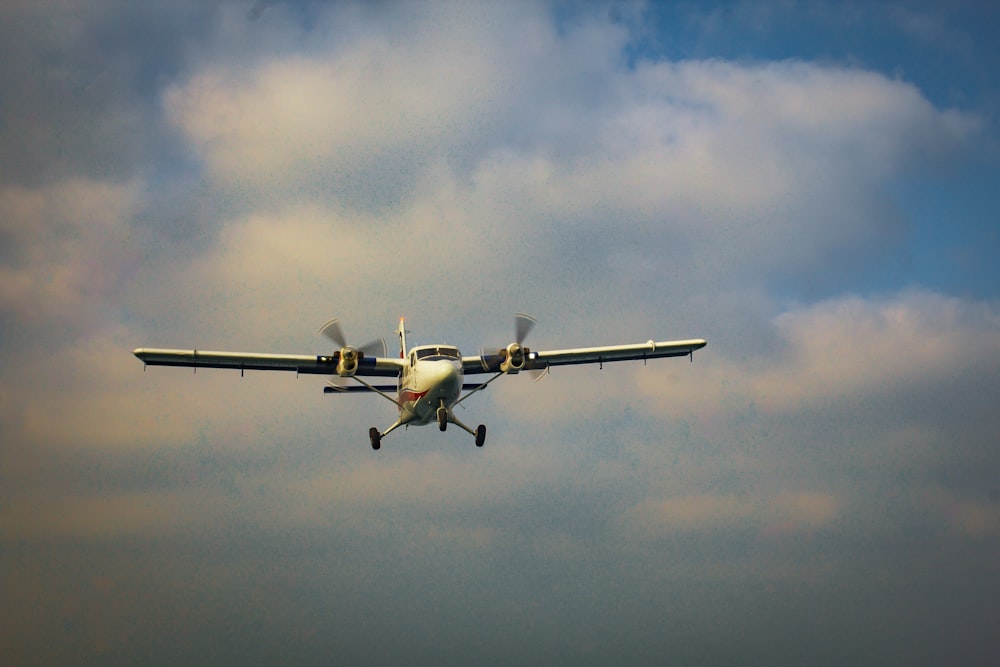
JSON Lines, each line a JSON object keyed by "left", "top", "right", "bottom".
{"left": 415, "top": 346, "right": 460, "bottom": 360}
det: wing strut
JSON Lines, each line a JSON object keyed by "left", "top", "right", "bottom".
{"left": 332, "top": 375, "right": 402, "bottom": 407}
{"left": 351, "top": 375, "right": 402, "bottom": 407}
{"left": 454, "top": 372, "right": 505, "bottom": 408}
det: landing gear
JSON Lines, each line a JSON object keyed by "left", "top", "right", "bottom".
{"left": 437, "top": 405, "right": 448, "bottom": 432}
{"left": 369, "top": 419, "right": 404, "bottom": 450}
{"left": 448, "top": 412, "right": 486, "bottom": 448}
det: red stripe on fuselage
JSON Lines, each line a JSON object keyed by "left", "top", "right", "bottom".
{"left": 398, "top": 389, "right": 428, "bottom": 403}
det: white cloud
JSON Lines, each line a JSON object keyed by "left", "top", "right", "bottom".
{"left": 640, "top": 290, "right": 1000, "bottom": 419}
{"left": 161, "top": 3, "right": 575, "bottom": 201}
{"left": 150, "top": 35, "right": 982, "bottom": 364}
{"left": 164, "top": 37, "right": 977, "bottom": 313}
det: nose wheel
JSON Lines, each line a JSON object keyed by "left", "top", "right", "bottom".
{"left": 437, "top": 405, "right": 448, "bottom": 431}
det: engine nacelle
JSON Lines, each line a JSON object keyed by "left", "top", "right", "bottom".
{"left": 500, "top": 342, "right": 527, "bottom": 374}
{"left": 336, "top": 346, "right": 360, "bottom": 377}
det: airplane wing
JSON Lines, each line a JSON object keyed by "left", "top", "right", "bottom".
{"left": 462, "top": 338, "right": 707, "bottom": 375}
{"left": 132, "top": 348, "right": 404, "bottom": 377}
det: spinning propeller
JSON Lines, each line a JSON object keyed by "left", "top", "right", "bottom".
{"left": 319, "top": 319, "right": 387, "bottom": 358}
{"left": 481, "top": 313, "right": 544, "bottom": 378}
{"left": 514, "top": 312, "right": 536, "bottom": 346}
{"left": 319, "top": 319, "right": 386, "bottom": 377}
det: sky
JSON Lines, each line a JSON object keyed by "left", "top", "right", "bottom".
{"left": 1, "top": 1, "right": 999, "bottom": 665}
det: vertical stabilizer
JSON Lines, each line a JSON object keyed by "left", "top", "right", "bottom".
{"left": 396, "top": 317, "right": 408, "bottom": 358}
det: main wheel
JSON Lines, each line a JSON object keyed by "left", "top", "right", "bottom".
{"left": 475, "top": 424, "right": 486, "bottom": 447}
{"left": 437, "top": 407, "right": 448, "bottom": 432}
{"left": 369, "top": 427, "right": 381, "bottom": 451}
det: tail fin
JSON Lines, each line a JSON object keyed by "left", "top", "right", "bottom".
{"left": 396, "top": 317, "right": 408, "bottom": 358}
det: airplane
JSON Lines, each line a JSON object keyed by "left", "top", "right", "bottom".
{"left": 132, "top": 315, "right": 706, "bottom": 450}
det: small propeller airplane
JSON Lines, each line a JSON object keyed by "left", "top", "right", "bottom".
{"left": 133, "top": 315, "right": 706, "bottom": 450}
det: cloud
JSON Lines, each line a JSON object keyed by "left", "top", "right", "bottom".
{"left": 149, "top": 37, "right": 982, "bottom": 359}
{"left": 624, "top": 490, "right": 840, "bottom": 538}
{"left": 46, "top": 4, "right": 990, "bottom": 566}
{"left": 160, "top": 49, "right": 979, "bottom": 344}
{"left": 490, "top": 288, "right": 1000, "bottom": 575}
{"left": 0, "top": 5, "right": 986, "bottom": 497}
{"left": 0, "top": 3, "right": 174, "bottom": 186}
{"left": 0, "top": 179, "right": 142, "bottom": 338}
{"left": 639, "top": 290, "right": 1000, "bottom": 419}
{"left": 161, "top": 2, "right": 570, "bottom": 211}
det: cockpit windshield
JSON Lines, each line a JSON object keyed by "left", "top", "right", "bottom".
{"left": 415, "top": 346, "right": 461, "bottom": 360}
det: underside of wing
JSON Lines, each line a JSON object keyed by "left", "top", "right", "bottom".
{"left": 133, "top": 348, "right": 403, "bottom": 377}
{"left": 323, "top": 384, "right": 398, "bottom": 393}
{"left": 531, "top": 338, "right": 707, "bottom": 368}
{"left": 462, "top": 338, "right": 706, "bottom": 375}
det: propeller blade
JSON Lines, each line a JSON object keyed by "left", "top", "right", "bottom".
{"left": 320, "top": 320, "right": 384, "bottom": 358}
{"left": 528, "top": 367, "right": 549, "bottom": 382}
{"left": 359, "top": 337, "right": 388, "bottom": 359}
{"left": 478, "top": 314, "right": 537, "bottom": 371}
{"left": 319, "top": 319, "right": 347, "bottom": 348}
{"left": 515, "top": 313, "right": 536, "bottom": 344}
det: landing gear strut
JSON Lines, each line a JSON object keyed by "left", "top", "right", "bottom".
{"left": 448, "top": 410, "right": 486, "bottom": 447}
{"left": 369, "top": 414, "right": 484, "bottom": 449}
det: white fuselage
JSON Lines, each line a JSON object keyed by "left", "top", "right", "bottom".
{"left": 396, "top": 346, "right": 464, "bottom": 426}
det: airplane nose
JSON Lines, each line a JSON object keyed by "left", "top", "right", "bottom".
{"left": 429, "top": 360, "right": 460, "bottom": 393}
{"left": 434, "top": 359, "right": 458, "bottom": 380}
